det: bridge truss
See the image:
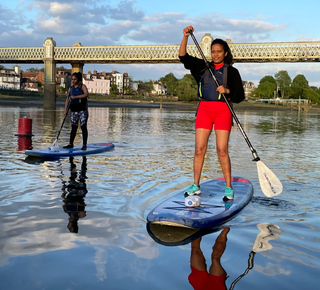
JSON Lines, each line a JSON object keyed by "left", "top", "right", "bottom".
{"left": 1, "top": 41, "right": 320, "bottom": 64}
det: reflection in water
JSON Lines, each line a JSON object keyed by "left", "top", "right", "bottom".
{"left": 147, "top": 222, "right": 281, "bottom": 290}
{"left": 189, "top": 227, "right": 229, "bottom": 290}
{"left": 61, "top": 156, "right": 88, "bottom": 233}
{"left": 17, "top": 136, "right": 32, "bottom": 151}
{"left": 1, "top": 106, "right": 319, "bottom": 289}
{"left": 229, "top": 223, "right": 281, "bottom": 290}
{"left": 42, "top": 109, "right": 57, "bottom": 136}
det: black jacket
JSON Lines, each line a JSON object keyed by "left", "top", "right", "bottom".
{"left": 179, "top": 53, "right": 245, "bottom": 103}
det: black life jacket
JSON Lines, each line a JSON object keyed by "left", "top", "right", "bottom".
{"left": 197, "top": 64, "right": 229, "bottom": 102}
{"left": 69, "top": 84, "right": 88, "bottom": 112}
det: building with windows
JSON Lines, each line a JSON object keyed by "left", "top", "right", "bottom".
{"left": 243, "top": 81, "right": 255, "bottom": 100}
{"left": 83, "top": 70, "right": 111, "bottom": 94}
{"left": 151, "top": 80, "right": 167, "bottom": 95}
{"left": 56, "top": 66, "right": 71, "bottom": 92}
{"left": 0, "top": 65, "right": 21, "bottom": 89}
{"left": 83, "top": 70, "right": 130, "bottom": 95}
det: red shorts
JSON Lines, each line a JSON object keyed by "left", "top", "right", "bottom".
{"left": 188, "top": 266, "right": 227, "bottom": 290}
{"left": 195, "top": 101, "right": 232, "bottom": 131}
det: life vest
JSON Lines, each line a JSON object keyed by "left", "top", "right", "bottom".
{"left": 69, "top": 84, "right": 88, "bottom": 112}
{"left": 198, "top": 64, "right": 229, "bottom": 102}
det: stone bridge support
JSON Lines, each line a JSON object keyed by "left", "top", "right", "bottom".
{"left": 71, "top": 62, "right": 84, "bottom": 75}
{"left": 201, "top": 33, "right": 213, "bottom": 61}
{"left": 71, "top": 42, "right": 84, "bottom": 76}
{"left": 43, "top": 37, "right": 56, "bottom": 110}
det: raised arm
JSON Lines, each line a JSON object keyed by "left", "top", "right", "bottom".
{"left": 179, "top": 25, "right": 194, "bottom": 57}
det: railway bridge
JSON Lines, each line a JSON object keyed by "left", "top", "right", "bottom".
{"left": 1, "top": 33, "right": 320, "bottom": 109}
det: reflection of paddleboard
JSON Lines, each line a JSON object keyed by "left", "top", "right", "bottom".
{"left": 25, "top": 143, "right": 115, "bottom": 158}
{"left": 147, "top": 177, "right": 253, "bottom": 229}
{"left": 146, "top": 223, "right": 220, "bottom": 246}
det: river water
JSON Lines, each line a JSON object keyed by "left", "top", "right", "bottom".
{"left": 0, "top": 103, "right": 319, "bottom": 290}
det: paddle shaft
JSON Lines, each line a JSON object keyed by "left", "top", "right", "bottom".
{"left": 55, "top": 100, "right": 71, "bottom": 142}
{"left": 229, "top": 251, "right": 255, "bottom": 290}
{"left": 189, "top": 32, "right": 260, "bottom": 162}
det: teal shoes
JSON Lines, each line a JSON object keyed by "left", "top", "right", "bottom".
{"left": 223, "top": 186, "right": 234, "bottom": 201}
{"left": 185, "top": 183, "right": 201, "bottom": 196}
{"left": 185, "top": 184, "right": 233, "bottom": 200}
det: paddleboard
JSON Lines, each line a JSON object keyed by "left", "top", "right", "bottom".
{"left": 25, "top": 143, "right": 115, "bottom": 158}
{"left": 147, "top": 177, "right": 253, "bottom": 229}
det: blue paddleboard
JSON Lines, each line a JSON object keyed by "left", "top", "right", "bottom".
{"left": 147, "top": 177, "right": 253, "bottom": 229}
{"left": 25, "top": 143, "right": 115, "bottom": 158}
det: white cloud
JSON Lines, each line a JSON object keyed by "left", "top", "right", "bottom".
{"left": 224, "top": 19, "right": 286, "bottom": 33}
{"left": 49, "top": 2, "right": 73, "bottom": 15}
{"left": 108, "top": 0, "right": 145, "bottom": 21}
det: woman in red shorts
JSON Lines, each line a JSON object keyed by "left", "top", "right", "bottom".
{"left": 179, "top": 25, "right": 245, "bottom": 200}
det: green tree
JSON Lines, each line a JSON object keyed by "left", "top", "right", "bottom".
{"left": 176, "top": 74, "right": 198, "bottom": 101}
{"left": 159, "top": 73, "right": 178, "bottom": 95}
{"left": 26, "top": 67, "right": 39, "bottom": 72}
{"left": 138, "top": 80, "right": 153, "bottom": 91}
{"left": 123, "top": 85, "right": 133, "bottom": 95}
{"left": 137, "top": 80, "right": 154, "bottom": 95}
{"left": 274, "top": 70, "right": 291, "bottom": 98}
{"left": 255, "top": 75, "right": 277, "bottom": 98}
{"left": 110, "top": 84, "right": 118, "bottom": 95}
{"left": 291, "top": 74, "right": 309, "bottom": 99}
{"left": 260, "top": 75, "right": 277, "bottom": 86}
{"left": 304, "top": 88, "right": 320, "bottom": 104}
{"left": 59, "top": 86, "right": 67, "bottom": 93}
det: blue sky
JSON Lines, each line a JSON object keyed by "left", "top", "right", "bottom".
{"left": 1, "top": 0, "right": 320, "bottom": 86}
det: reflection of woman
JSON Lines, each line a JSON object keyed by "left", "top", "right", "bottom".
{"left": 189, "top": 227, "right": 229, "bottom": 290}
{"left": 61, "top": 157, "right": 88, "bottom": 233}
{"left": 63, "top": 72, "right": 89, "bottom": 150}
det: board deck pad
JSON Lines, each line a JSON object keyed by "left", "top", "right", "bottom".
{"left": 147, "top": 177, "right": 253, "bottom": 229}
{"left": 25, "top": 143, "right": 114, "bottom": 158}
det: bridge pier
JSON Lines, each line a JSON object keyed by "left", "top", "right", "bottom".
{"left": 201, "top": 33, "right": 213, "bottom": 61}
{"left": 71, "top": 43, "right": 84, "bottom": 75}
{"left": 71, "top": 62, "right": 84, "bottom": 74}
{"left": 43, "top": 37, "right": 56, "bottom": 110}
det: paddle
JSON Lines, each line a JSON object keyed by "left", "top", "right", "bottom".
{"left": 229, "top": 223, "right": 281, "bottom": 290}
{"left": 50, "top": 98, "right": 72, "bottom": 151}
{"left": 189, "top": 31, "right": 283, "bottom": 197}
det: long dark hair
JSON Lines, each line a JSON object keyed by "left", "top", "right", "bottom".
{"left": 211, "top": 39, "right": 233, "bottom": 64}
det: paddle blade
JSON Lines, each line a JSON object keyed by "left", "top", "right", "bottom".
{"left": 257, "top": 160, "right": 283, "bottom": 197}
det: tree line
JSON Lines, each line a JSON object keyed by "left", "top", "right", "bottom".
{"left": 251, "top": 70, "right": 320, "bottom": 103}
{"left": 4, "top": 65, "right": 319, "bottom": 104}
{"left": 152, "top": 70, "right": 320, "bottom": 104}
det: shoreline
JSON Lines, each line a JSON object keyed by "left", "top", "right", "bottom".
{"left": 0, "top": 94, "right": 318, "bottom": 111}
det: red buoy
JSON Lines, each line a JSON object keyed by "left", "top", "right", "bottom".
{"left": 15, "top": 117, "right": 33, "bottom": 136}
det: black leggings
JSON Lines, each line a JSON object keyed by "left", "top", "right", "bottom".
{"left": 70, "top": 124, "right": 88, "bottom": 146}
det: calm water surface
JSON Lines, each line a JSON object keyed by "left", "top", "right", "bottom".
{"left": 0, "top": 103, "right": 319, "bottom": 290}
